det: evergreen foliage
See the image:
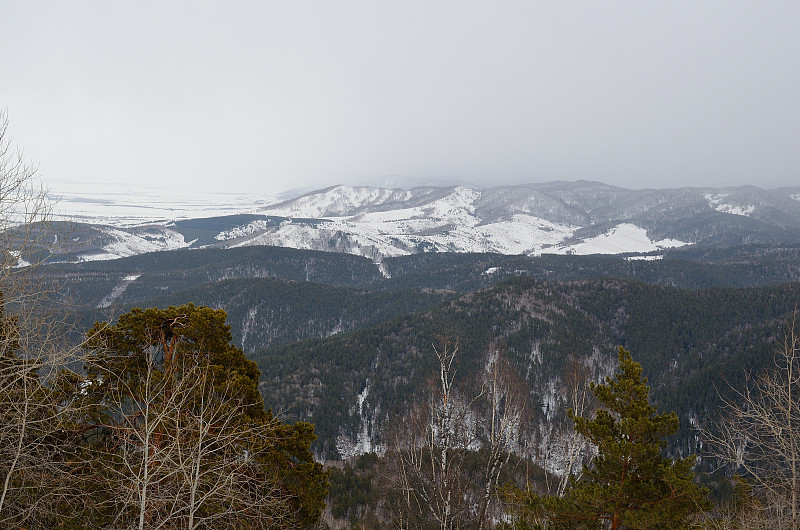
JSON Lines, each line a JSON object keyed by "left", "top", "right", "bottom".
{"left": 506, "top": 348, "right": 709, "bottom": 529}
{"left": 79, "top": 304, "right": 329, "bottom": 528}
{"left": 561, "top": 347, "right": 708, "bottom": 528}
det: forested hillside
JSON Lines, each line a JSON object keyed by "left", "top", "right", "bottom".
{"left": 253, "top": 277, "right": 800, "bottom": 461}
{"left": 49, "top": 245, "right": 800, "bottom": 309}
{"left": 42, "top": 245, "right": 800, "bottom": 352}
{"left": 118, "top": 278, "right": 454, "bottom": 352}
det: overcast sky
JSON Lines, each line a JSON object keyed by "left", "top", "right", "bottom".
{"left": 3, "top": 1, "right": 799, "bottom": 196}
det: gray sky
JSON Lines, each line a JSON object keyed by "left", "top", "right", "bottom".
{"left": 3, "top": 1, "right": 799, "bottom": 195}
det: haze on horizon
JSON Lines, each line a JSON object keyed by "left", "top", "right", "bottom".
{"left": 3, "top": 1, "right": 799, "bottom": 197}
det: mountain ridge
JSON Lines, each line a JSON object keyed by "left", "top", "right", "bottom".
{"left": 32, "top": 181, "right": 800, "bottom": 263}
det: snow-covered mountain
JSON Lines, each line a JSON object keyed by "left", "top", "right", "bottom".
{"left": 37, "top": 181, "right": 800, "bottom": 263}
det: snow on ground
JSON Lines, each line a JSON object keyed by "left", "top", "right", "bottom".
{"left": 218, "top": 186, "right": 575, "bottom": 259}
{"left": 97, "top": 274, "right": 141, "bottom": 308}
{"left": 232, "top": 220, "right": 415, "bottom": 258}
{"left": 225, "top": 212, "right": 577, "bottom": 260}
{"left": 262, "top": 185, "right": 478, "bottom": 222}
{"left": 215, "top": 219, "right": 275, "bottom": 240}
{"left": 791, "top": 194, "right": 800, "bottom": 202}
{"left": 261, "top": 185, "right": 413, "bottom": 218}
{"left": 42, "top": 183, "right": 747, "bottom": 264}
{"left": 83, "top": 226, "right": 189, "bottom": 261}
{"left": 376, "top": 261, "right": 391, "bottom": 278}
{"left": 423, "top": 186, "right": 480, "bottom": 218}
{"left": 716, "top": 204, "right": 755, "bottom": 216}
{"left": 336, "top": 379, "right": 377, "bottom": 458}
{"left": 704, "top": 193, "right": 755, "bottom": 217}
{"left": 545, "top": 224, "right": 688, "bottom": 256}
{"left": 10, "top": 251, "right": 31, "bottom": 268}
{"left": 471, "top": 215, "right": 575, "bottom": 254}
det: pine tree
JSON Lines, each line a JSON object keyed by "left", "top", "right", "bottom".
{"left": 80, "top": 304, "right": 329, "bottom": 528}
{"left": 554, "top": 347, "right": 709, "bottom": 529}
{"left": 504, "top": 347, "right": 709, "bottom": 529}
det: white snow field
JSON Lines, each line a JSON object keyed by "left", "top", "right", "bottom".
{"left": 547, "top": 224, "right": 688, "bottom": 256}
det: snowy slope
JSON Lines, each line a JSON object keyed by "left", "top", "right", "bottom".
{"left": 37, "top": 182, "right": 800, "bottom": 263}
{"left": 219, "top": 186, "right": 690, "bottom": 259}
{"left": 545, "top": 224, "right": 688, "bottom": 256}
{"left": 48, "top": 180, "right": 279, "bottom": 227}
{"left": 74, "top": 226, "right": 190, "bottom": 261}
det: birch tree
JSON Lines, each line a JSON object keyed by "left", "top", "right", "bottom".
{"left": 704, "top": 312, "right": 800, "bottom": 530}
{"left": 171, "top": 369, "right": 291, "bottom": 529}
{"left": 394, "top": 341, "right": 478, "bottom": 530}
{"left": 83, "top": 343, "right": 292, "bottom": 529}
{"left": 476, "top": 347, "right": 526, "bottom": 530}
{"left": 0, "top": 110, "right": 84, "bottom": 527}
{"left": 80, "top": 304, "right": 327, "bottom": 528}
{"left": 556, "top": 356, "right": 593, "bottom": 497}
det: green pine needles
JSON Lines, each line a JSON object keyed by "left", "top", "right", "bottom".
{"left": 506, "top": 347, "right": 709, "bottom": 529}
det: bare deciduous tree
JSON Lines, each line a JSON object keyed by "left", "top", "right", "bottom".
{"left": 537, "top": 355, "right": 595, "bottom": 498}
{"left": 82, "top": 318, "right": 296, "bottom": 529}
{"left": 704, "top": 312, "right": 800, "bottom": 530}
{"left": 391, "top": 341, "right": 527, "bottom": 530}
{"left": 393, "top": 341, "right": 478, "bottom": 529}
{"left": 476, "top": 346, "right": 526, "bottom": 530}
{"left": 557, "top": 356, "right": 593, "bottom": 496}
{"left": 0, "top": 110, "right": 84, "bottom": 527}
{"left": 172, "top": 370, "right": 291, "bottom": 529}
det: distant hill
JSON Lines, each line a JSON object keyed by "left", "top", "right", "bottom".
{"left": 43, "top": 244, "right": 800, "bottom": 354}
{"left": 26, "top": 181, "right": 800, "bottom": 262}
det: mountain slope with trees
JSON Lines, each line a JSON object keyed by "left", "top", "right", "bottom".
{"left": 253, "top": 278, "right": 800, "bottom": 462}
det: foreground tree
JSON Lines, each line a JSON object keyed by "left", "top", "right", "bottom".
{"left": 392, "top": 341, "right": 474, "bottom": 529}
{"left": 704, "top": 312, "right": 800, "bottom": 529}
{"left": 80, "top": 304, "right": 328, "bottom": 529}
{"left": 390, "top": 341, "right": 527, "bottom": 529}
{"left": 476, "top": 346, "right": 527, "bottom": 530}
{"left": 0, "top": 111, "right": 84, "bottom": 527}
{"left": 0, "top": 295, "right": 72, "bottom": 526}
{"left": 506, "top": 347, "right": 708, "bottom": 529}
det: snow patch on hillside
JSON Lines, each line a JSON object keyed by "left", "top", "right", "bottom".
{"left": 376, "top": 261, "right": 391, "bottom": 278}
{"left": 791, "top": 194, "right": 800, "bottom": 202}
{"left": 337, "top": 379, "right": 378, "bottom": 459}
{"left": 11, "top": 251, "right": 31, "bottom": 268}
{"left": 232, "top": 221, "right": 415, "bottom": 259}
{"left": 81, "top": 227, "right": 189, "bottom": 261}
{"left": 227, "top": 215, "right": 576, "bottom": 260}
{"left": 705, "top": 194, "right": 755, "bottom": 217}
{"left": 474, "top": 216, "right": 574, "bottom": 254}
{"left": 215, "top": 219, "right": 273, "bottom": 240}
{"left": 546, "top": 224, "right": 687, "bottom": 256}
{"left": 97, "top": 274, "right": 141, "bottom": 308}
